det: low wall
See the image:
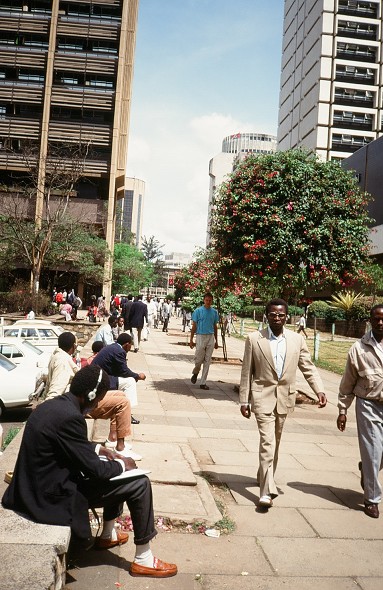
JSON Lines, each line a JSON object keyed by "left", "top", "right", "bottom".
{"left": 307, "top": 317, "right": 367, "bottom": 339}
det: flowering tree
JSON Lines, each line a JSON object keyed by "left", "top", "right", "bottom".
{"left": 209, "top": 149, "right": 372, "bottom": 300}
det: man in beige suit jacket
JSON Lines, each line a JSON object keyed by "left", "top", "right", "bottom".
{"left": 239, "top": 299, "right": 327, "bottom": 508}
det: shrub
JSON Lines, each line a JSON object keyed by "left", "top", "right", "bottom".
{"left": 288, "top": 305, "right": 305, "bottom": 316}
{"left": 324, "top": 306, "right": 345, "bottom": 322}
{"left": 307, "top": 300, "right": 329, "bottom": 318}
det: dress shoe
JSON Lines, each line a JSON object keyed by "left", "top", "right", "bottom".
{"left": 134, "top": 348, "right": 138, "bottom": 353}
{"left": 95, "top": 531, "right": 129, "bottom": 550}
{"left": 191, "top": 373, "right": 197, "bottom": 384}
{"left": 358, "top": 461, "right": 364, "bottom": 490}
{"left": 200, "top": 384, "right": 209, "bottom": 390}
{"left": 131, "top": 416, "right": 140, "bottom": 425}
{"left": 258, "top": 495, "right": 273, "bottom": 508}
{"left": 104, "top": 439, "right": 132, "bottom": 451}
{"left": 130, "top": 557, "right": 178, "bottom": 578}
{"left": 364, "top": 502, "right": 379, "bottom": 519}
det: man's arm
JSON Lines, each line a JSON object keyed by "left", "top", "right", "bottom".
{"left": 239, "top": 335, "right": 254, "bottom": 418}
{"left": 337, "top": 349, "right": 358, "bottom": 431}
{"left": 297, "top": 340, "right": 327, "bottom": 407}
{"left": 214, "top": 318, "right": 219, "bottom": 349}
{"left": 189, "top": 320, "right": 197, "bottom": 349}
{"left": 46, "top": 358, "right": 78, "bottom": 399}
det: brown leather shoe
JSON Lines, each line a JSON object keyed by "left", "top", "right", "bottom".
{"left": 364, "top": 503, "right": 379, "bottom": 519}
{"left": 94, "top": 531, "right": 129, "bottom": 549}
{"left": 200, "top": 384, "right": 209, "bottom": 390}
{"left": 130, "top": 557, "right": 178, "bottom": 578}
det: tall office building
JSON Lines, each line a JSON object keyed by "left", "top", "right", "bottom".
{"left": 207, "top": 132, "right": 277, "bottom": 244}
{"left": 0, "top": 0, "right": 139, "bottom": 300}
{"left": 115, "top": 176, "right": 144, "bottom": 248}
{"left": 278, "top": 0, "right": 382, "bottom": 160}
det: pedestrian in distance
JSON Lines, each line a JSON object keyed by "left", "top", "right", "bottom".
{"left": 128, "top": 295, "right": 148, "bottom": 352}
{"left": 337, "top": 304, "right": 383, "bottom": 519}
{"left": 239, "top": 298, "right": 327, "bottom": 509}
{"left": 2, "top": 365, "right": 177, "bottom": 578}
{"left": 189, "top": 292, "right": 219, "bottom": 390}
{"left": 296, "top": 313, "right": 308, "bottom": 338}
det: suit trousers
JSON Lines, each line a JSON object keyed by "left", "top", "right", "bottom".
{"left": 193, "top": 334, "right": 215, "bottom": 385}
{"left": 356, "top": 397, "right": 383, "bottom": 504}
{"left": 131, "top": 327, "right": 142, "bottom": 350}
{"left": 118, "top": 376, "right": 138, "bottom": 408}
{"left": 255, "top": 409, "right": 287, "bottom": 498}
{"left": 80, "top": 475, "right": 157, "bottom": 545}
{"left": 89, "top": 390, "right": 131, "bottom": 440}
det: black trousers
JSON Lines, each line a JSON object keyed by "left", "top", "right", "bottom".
{"left": 79, "top": 475, "right": 157, "bottom": 545}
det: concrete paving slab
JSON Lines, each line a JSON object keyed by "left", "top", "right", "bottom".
{"left": 229, "top": 483, "right": 347, "bottom": 509}
{"left": 294, "top": 454, "right": 363, "bottom": 472}
{"left": 228, "top": 505, "right": 316, "bottom": 537}
{"left": 200, "top": 575, "right": 359, "bottom": 590}
{"left": 190, "top": 437, "right": 247, "bottom": 453}
{"left": 259, "top": 537, "right": 383, "bottom": 576}
{"left": 356, "top": 578, "right": 383, "bottom": 590}
{"left": 318, "top": 443, "right": 361, "bottom": 458}
{"left": 152, "top": 483, "right": 210, "bottom": 520}
{"left": 134, "top": 424, "right": 198, "bottom": 438}
{"left": 301, "top": 508, "right": 383, "bottom": 539}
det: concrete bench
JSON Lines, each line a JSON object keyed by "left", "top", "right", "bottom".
{"left": 0, "top": 419, "right": 96, "bottom": 589}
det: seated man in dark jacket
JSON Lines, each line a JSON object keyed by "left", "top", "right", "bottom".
{"left": 2, "top": 365, "right": 177, "bottom": 579}
{"left": 92, "top": 332, "right": 145, "bottom": 425}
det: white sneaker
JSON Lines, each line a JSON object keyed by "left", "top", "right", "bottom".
{"left": 115, "top": 447, "right": 142, "bottom": 461}
{"left": 105, "top": 439, "right": 132, "bottom": 451}
{"left": 259, "top": 495, "right": 273, "bottom": 507}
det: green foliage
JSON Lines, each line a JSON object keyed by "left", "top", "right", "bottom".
{"left": 307, "top": 300, "right": 330, "bottom": 318}
{"left": 2, "top": 427, "right": 21, "bottom": 450}
{"left": 141, "top": 235, "right": 164, "bottom": 262}
{"left": 209, "top": 149, "right": 372, "bottom": 299}
{"left": 327, "top": 291, "right": 364, "bottom": 321}
{"left": 0, "top": 279, "right": 52, "bottom": 314}
{"left": 288, "top": 305, "right": 305, "bottom": 316}
{"left": 324, "top": 306, "right": 346, "bottom": 322}
{"left": 112, "top": 243, "right": 153, "bottom": 294}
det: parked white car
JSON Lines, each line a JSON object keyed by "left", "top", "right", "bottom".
{"left": 1, "top": 320, "right": 64, "bottom": 354}
{"left": 0, "top": 353, "right": 45, "bottom": 417}
{"left": 0, "top": 338, "right": 50, "bottom": 376}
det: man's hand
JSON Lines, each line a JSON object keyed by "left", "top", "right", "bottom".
{"left": 138, "top": 373, "right": 146, "bottom": 381}
{"left": 317, "top": 392, "right": 327, "bottom": 408}
{"left": 114, "top": 455, "right": 137, "bottom": 471}
{"left": 214, "top": 341, "right": 219, "bottom": 349}
{"left": 337, "top": 414, "right": 347, "bottom": 432}
{"left": 98, "top": 447, "right": 115, "bottom": 460}
{"left": 240, "top": 405, "right": 251, "bottom": 419}
{"left": 189, "top": 341, "right": 195, "bottom": 349}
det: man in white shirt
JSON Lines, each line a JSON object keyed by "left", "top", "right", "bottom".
{"left": 239, "top": 299, "right": 326, "bottom": 509}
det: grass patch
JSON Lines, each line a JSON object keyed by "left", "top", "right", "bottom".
{"left": 306, "top": 339, "right": 352, "bottom": 374}
{"left": 1, "top": 427, "right": 21, "bottom": 451}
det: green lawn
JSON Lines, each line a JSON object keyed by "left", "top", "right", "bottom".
{"left": 230, "top": 319, "right": 353, "bottom": 375}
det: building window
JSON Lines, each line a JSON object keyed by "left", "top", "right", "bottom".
{"left": 57, "top": 37, "right": 84, "bottom": 52}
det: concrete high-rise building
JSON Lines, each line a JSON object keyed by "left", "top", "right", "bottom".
{"left": 0, "top": 0, "right": 139, "bottom": 300}
{"left": 207, "top": 132, "right": 277, "bottom": 244}
{"left": 115, "top": 177, "right": 144, "bottom": 248}
{"left": 278, "top": 0, "right": 382, "bottom": 160}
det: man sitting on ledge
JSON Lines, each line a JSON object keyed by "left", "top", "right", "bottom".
{"left": 1, "top": 365, "right": 177, "bottom": 579}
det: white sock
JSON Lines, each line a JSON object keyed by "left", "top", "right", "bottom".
{"left": 101, "top": 519, "right": 117, "bottom": 541}
{"left": 134, "top": 543, "right": 154, "bottom": 567}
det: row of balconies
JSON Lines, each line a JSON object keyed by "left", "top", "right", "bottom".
{"left": 0, "top": 81, "right": 114, "bottom": 109}
{"left": 338, "top": 1, "right": 379, "bottom": 20}
{"left": 334, "top": 87, "right": 374, "bottom": 107}
{"left": 332, "top": 110, "right": 373, "bottom": 131}
{"left": 337, "top": 20, "right": 378, "bottom": 41}
{"left": 0, "top": 116, "right": 112, "bottom": 146}
{"left": 0, "top": 148, "right": 110, "bottom": 176}
{"left": 337, "top": 42, "right": 378, "bottom": 63}
{"left": 335, "top": 64, "right": 376, "bottom": 84}
{"left": 331, "top": 133, "right": 373, "bottom": 153}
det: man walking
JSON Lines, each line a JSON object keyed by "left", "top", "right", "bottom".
{"left": 239, "top": 298, "right": 327, "bottom": 509}
{"left": 337, "top": 304, "right": 383, "bottom": 519}
{"left": 128, "top": 295, "right": 148, "bottom": 352}
{"left": 189, "top": 292, "right": 219, "bottom": 390}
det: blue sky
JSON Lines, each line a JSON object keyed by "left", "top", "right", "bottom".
{"left": 127, "top": 0, "right": 284, "bottom": 256}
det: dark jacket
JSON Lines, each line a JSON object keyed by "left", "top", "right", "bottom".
{"left": 2, "top": 393, "right": 122, "bottom": 538}
{"left": 128, "top": 300, "right": 148, "bottom": 329}
{"left": 92, "top": 342, "right": 139, "bottom": 389}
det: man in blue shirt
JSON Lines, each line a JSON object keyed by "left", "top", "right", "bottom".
{"left": 189, "top": 292, "right": 219, "bottom": 390}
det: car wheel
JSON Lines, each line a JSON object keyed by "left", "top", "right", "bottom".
{"left": 0, "top": 400, "right": 5, "bottom": 418}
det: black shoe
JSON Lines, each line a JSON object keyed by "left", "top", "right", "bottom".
{"left": 191, "top": 374, "right": 197, "bottom": 384}
{"left": 359, "top": 461, "right": 364, "bottom": 490}
{"left": 364, "top": 502, "right": 379, "bottom": 518}
{"left": 134, "top": 348, "right": 138, "bottom": 353}
{"left": 131, "top": 416, "right": 140, "bottom": 425}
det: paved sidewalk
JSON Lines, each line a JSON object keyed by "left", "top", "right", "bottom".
{"left": 66, "top": 319, "right": 383, "bottom": 590}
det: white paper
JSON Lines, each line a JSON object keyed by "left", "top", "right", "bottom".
{"left": 110, "top": 468, "right": 151, "bottom": 481}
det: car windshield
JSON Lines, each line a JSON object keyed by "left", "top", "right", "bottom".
{"left": 21, "top": 340, "right": 44, "bottom": 355}
{"left": 0, "top": 353, "right": 17, "bottom": 371}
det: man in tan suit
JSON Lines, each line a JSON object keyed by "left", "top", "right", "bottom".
{"left": 239, "top": 299, "right": 327, "bottom": 508}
